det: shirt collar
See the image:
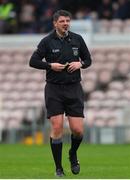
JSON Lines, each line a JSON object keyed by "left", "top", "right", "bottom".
{"left": 51, "top": 30, "right": 72, "bottom": 41}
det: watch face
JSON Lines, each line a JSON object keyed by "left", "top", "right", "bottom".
{"left": 81, "top": 61, "right": 84, "bottom": 65}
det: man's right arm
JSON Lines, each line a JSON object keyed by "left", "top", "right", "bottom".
{"left": 29, "top": 38, "right": 66, "bottom": 71}
{"left": 29, "top": 39, "right": 51, "bottom": 70}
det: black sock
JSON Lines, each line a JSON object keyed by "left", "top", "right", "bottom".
{"left": 50, "top": 137, "right": 63, "bottom": 170}
{"left": 70, "top": 134, "right": 83, "bottom": 154}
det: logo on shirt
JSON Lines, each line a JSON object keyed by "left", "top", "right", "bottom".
{"left": 72, "top": 47, "right": 78, "bottom": 56}
{"left": 52, "top": 49, "right": 60, "bottom": 53}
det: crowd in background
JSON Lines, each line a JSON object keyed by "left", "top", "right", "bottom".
{"left": 0, "top": 0, "right": 130, "bottom": 34}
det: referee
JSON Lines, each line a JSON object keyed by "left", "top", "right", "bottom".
{"left": 29, "top": 10, "right": 92, "bottom": 177}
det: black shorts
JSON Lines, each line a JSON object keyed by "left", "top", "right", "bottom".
{"left": 45, "top": 83, "right": 84, "bottom": 119}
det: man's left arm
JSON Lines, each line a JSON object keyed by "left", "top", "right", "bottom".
{"left": 79, "top": 35, "right": 92, "bottom": 69}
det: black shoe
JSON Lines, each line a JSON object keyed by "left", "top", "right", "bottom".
{"left": 69, "top": 150, "right": 80, "bottom": 175}
{"left": 55, "top": 168, "right": 65, "bottom": 177}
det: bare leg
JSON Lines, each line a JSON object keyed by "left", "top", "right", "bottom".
{"left": 68, "top": 116, "right": 84, "bottom": 136}
{"left": 50, "top": 114, "right": 64, "bottom": 138}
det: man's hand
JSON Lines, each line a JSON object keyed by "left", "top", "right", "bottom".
{"left": 50, "top": 63, "right": 65, "bottom": 72}
{"left": 67, "top": 62, "right": 82, "bottom": 73}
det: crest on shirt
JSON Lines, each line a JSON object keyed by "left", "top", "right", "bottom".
{"left": 72, "top": 47, "right": 78, "bottom": 56}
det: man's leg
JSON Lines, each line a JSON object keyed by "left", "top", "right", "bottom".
{"left": 68, "top": 117, "right": 84, "bottom": 174}
{"left": 50, "top": 114, "right": 65, "bottom": 177}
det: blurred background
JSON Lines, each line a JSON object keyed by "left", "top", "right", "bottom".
{"left": 0, "top": 0, "right": 130, "bottom": 145}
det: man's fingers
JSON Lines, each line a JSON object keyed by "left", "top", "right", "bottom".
{"left": 51, "top": 63, "right": 65, "bottom": 71}
{"left": 67, "top": 65, "right": 75, "bottom": 73}
{"left": 60, "top": 65, "right": 66, "bottom": 69}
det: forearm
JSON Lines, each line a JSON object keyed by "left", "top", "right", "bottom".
{"left": 29, "top": 51, "right": 50, "bottom": 70}
{"left": 79, "top": 35, "right": 92, "bottom": 69}
{"left": 81, "top": 56, "right": 92, "bottom": 69}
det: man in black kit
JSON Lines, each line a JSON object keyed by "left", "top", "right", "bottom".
{"left": 29, "top": 10, "right": 92, "bottom": 177}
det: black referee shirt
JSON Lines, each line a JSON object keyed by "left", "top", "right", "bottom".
{"left": 29, "top": 30, "right": 92, "bottom": 84}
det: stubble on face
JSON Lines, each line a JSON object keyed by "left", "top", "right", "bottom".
{"left": 53, "top": 16, "right": 71, "bottom": 37}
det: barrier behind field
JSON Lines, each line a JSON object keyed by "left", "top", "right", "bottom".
{"left": 1, "top": 123, "right": 130, "bottom": 144}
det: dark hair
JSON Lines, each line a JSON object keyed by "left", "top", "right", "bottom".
{"left": 53, "top": 10, "right": 72, "bottom": 21}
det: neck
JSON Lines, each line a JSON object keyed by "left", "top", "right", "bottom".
{"left": 56, "top": 29, "right": 68, "bottom": 38}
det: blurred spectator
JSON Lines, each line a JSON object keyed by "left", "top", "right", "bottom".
{"left": 98, "top": 0, "right": 113, "bottom": 19}
{"left": 37, "top": 0, "right": 60, "bottom": 33}
{"left": 1, "top": 0, "right": 130, "bottom": 34}
{"left": 75, "top": 7, "right": 91, "bottom": 19}
{"left": 0, "top": 0, "right": 17, "bottom": 33}
{"left": 113, "top": 0, "right": 130, "bottom": 19}
{"left": 19, "top": 0, "right": 36, "bottom": 33}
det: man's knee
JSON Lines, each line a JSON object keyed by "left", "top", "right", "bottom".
{"left": 52, "top": 124, "right": 63, "bottom": 135}
{"left": 71, "top": 126, "right": 84, "bottom": 136}
{"left": 68, "top": 117, "right": 84, "bottom": 136}
{"left": 50, "top": 114, "right": 64, "bottom": 137}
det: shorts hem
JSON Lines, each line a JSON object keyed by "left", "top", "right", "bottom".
{"left": 65, "top": 113, "right": 84, "bottom": 118}
{"left": 47, "top": 112, "right": 64, "bottom": 119}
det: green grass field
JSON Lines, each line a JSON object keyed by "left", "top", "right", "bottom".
{"left": 0, "top": 144, "right": 130, "bottom": 179}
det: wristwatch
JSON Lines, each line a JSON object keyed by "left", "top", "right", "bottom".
{"left": 80, "top": 61, "right": 85, "bottom": 68}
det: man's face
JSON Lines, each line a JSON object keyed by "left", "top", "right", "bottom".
{"left": 53, "top": 16, "right": 71, "bottom": 35}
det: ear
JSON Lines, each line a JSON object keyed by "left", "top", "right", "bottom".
{"left": 53, "top": 20, "right": 57, "bottom": 28}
